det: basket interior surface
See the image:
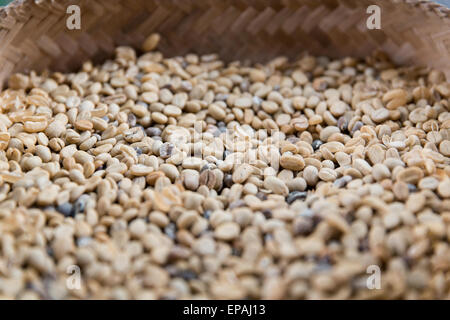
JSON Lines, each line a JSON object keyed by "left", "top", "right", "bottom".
{"left": 0, "top": 0, "right": 449, "bottom": 87}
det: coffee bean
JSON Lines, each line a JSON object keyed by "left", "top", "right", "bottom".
{"left": 311, "top": 140, "right": 323, "bottom": 151}
{"left": 56, "top": 203, "right": 74, "bottom": 217}
{"left": 286, "top": 191, "right": 308, "bottom": 204}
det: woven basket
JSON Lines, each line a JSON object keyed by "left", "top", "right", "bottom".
{"left": 0, "top": 0, "right": 449, "bottom": 89}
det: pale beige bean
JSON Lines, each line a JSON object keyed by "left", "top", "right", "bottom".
{"left": 214, "top": 222, "right": 240, "bottom": 241}
{"left": 142, "top": 33, "right": 160, "bottom": 52}
{"left": 318, "top": 167, "right": 337, "bottom": 182}
{"left": 130, "top": 164, "right": 154, "bottom": 176}
{"left": 264, "top": 176, "right": 289, "bottom": 196}
{"left": 232, "top": 164, "right": 253, "bottom": 184}
{"left": 280, "top": 153, "right": 305, "bottom": 171}
{"left": 304, "top": 165, "right": 319, "bottom": 186}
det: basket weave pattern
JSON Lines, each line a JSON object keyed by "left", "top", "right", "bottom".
{"left": 0, "top": 0, "right": 449, "bottom": 88}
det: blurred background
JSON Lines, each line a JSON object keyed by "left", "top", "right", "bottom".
{"left": 437, "top": 0, "right": 450, "bottom": 6}
{"left": 0, "top": 0, "right": 449, "bottom": 7}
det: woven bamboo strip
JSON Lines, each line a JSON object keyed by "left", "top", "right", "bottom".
{"left": 0, "top": 0, "right": 449, "bottom": 88}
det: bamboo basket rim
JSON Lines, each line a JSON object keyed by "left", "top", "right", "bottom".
{"left": 2, "top": 0, "right": 447, "bottom": 20}
{"left": 0, "top": 0, "right": 449, "bottom": 88}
